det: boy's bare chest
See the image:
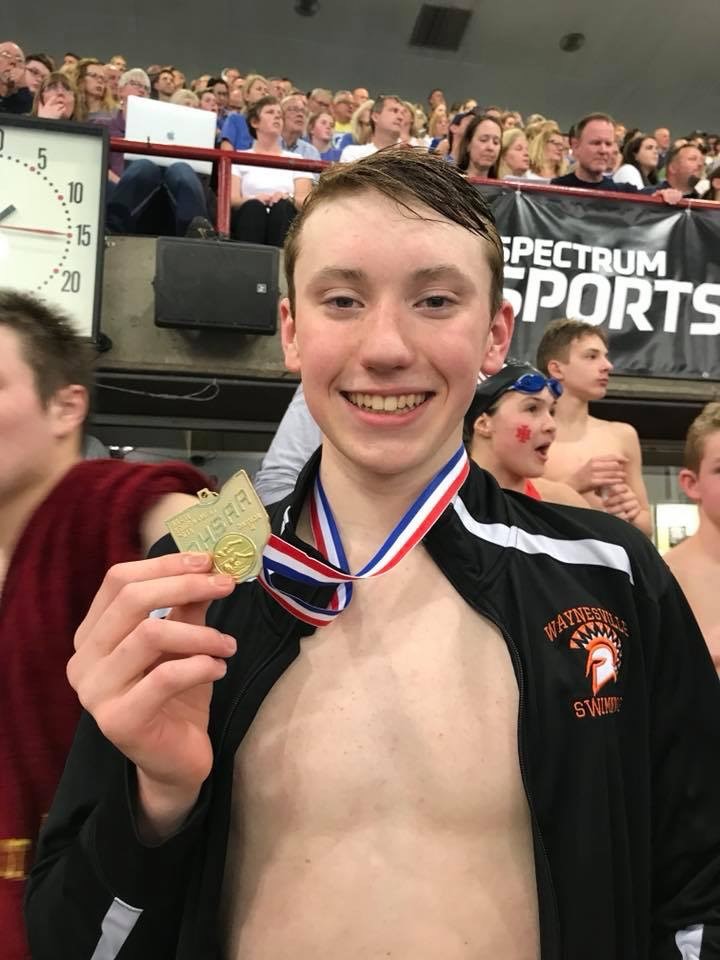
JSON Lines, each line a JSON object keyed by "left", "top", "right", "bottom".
{"left": 546, "top": 421, "right": 624, "bottom": 478}
{"left": 236, "top": 548, "right": 525, "bottom": 828}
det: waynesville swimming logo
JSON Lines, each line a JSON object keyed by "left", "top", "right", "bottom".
{"left": 543, "top": 606, "right": 626, "bottom": 718}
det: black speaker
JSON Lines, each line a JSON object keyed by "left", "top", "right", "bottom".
{"left": 154, "top": 237, "right": 280, "bottom": 334}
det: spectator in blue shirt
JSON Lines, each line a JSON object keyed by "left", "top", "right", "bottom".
{"left": 427, "top": 104, "right": 449, "bottom": 152}
{"left": 221, "top": 74, "right": 270, "bottom": 152}
{"left": 280, "top": 94, "right": 321, "bottom": 162}
{"left": 308, "top": 111, "right": 341, "bottom": 161}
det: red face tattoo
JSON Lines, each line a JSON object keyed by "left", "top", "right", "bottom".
{"left": 515, "top": 424, "right": 532, "bottom": 443}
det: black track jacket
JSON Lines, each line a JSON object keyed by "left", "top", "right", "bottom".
{"left": 25, "top": 455, "right": 720, "bottom": 959}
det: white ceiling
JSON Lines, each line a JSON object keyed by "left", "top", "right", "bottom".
{"left": 7, "top": 0, "right": 719, "bottom": 133}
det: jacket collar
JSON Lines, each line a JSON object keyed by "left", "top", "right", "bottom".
{"left": 424, "top": 459, "right": 513, "bottom": 596}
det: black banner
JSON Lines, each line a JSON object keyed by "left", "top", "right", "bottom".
{"left": 482, "top": 186, "right": 720, "bottom": 379}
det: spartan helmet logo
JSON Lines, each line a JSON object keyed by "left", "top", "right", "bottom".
{"left": 569, "top": 621, "right": 622, "bottom": 696}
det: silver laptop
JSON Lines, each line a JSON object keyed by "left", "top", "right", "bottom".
{"left": 124, "top": 96, "right": 216, "bottom": 175}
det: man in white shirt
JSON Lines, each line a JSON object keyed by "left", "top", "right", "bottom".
{"left": 339, "top": 94, "right": 404, "bottom": 162}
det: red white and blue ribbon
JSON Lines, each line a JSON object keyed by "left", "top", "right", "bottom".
{"left": 258, "top": 445, "right": 470, "bottom": 627}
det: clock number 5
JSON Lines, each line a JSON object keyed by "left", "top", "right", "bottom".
{"left": 37, "top": 147, "right": 47, "bottom": 170}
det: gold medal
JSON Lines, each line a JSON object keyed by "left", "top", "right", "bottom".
{"left": 165, "top": 471, "right": 271, "bottom": 582}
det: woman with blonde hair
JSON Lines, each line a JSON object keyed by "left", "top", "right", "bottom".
{"left": 528, "top": 121, "right": 568, "bottom": 179}
{"left": 497, "top": 128, "right": 530, "bottom": 178}
{"left": 170, "top": 88, "right": 199, "bottom": 108}
{"left": 427, "top": 104, "right": 449, "bottom": 151}
{"left": 72, "top": 57, "right": 114, "bottom": 121}
{"left": 400, "top": 99, "right": 424, "bottom": 146}
{"left": 351, "top": 98, "right": 374, "bottom": 145}
{"left": 523, "top": 120, "right": 545, "bottom": 144}
{"left": 242, "top": 74, "right": 270, "bottom": 108}
{"left": 336, "top": 98, "right": 375, "bottom": 151}
{"left": 221, "top": 74, "right": 270, "bottom": 151}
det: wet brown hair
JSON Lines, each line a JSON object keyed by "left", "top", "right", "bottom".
{"left": 283, "top": 145, "right": 504, "bottom": 314}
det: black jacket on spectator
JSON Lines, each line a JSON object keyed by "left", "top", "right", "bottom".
{"left": 0, "top": 86, "right": 32, "bottom": 114}
{"left": 551, "top": 171, "right": 639, "bottom": 193}
{"left": 25, "top": 455, "right": 720, "bottom": 960}
{"left": 653, "top": 178, "right": 703, "bottom": 199}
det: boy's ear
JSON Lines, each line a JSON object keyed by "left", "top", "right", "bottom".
{"left": 280, "top": 297, "right": 300, "bottom": 373}
{"left": 678, "top": 468, "right": 701, "bottom": 502}
{"left": 546, "top": 358, "right": 563, "bottom": 381}
{"left": 48, "top": 384, "right": 88, "bottom": 440}
{"left": 480, "top": 300, "right": 514, "bottom": 376}
{"left": 473, "top": 413, "right": 493, "bottom": 439}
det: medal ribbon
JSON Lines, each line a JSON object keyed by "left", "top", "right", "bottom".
{"left": 258, "top": 446, "right": 470, "bottom": 627}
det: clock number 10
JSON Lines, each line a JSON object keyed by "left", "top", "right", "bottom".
{"left": 67, "top": 181, "right": 84, "bottom": 203}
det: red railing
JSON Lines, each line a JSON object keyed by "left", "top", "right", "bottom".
{"left": 109, "top": 137, "right": 719, "bottom": 236}
{"left": 110, "top": 138, "right": 326, "bottom": 235}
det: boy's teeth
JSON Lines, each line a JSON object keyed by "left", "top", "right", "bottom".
{"left": 348, "top": 392, "right": 426, "bottom": 412}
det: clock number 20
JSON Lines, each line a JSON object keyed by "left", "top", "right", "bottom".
{"left": 61, "top": 270, "right": 81, "bottom": 293}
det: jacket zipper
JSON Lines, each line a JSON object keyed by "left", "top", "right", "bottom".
{"left": 470, "top": 598, "right": 562, "bottom": 960}
{"left": 216, "top": 633, "right": 293, "bottom": 759}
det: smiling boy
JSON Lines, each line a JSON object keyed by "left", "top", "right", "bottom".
{"left": 27, "top": 149, "right": 720, "bottom": 960}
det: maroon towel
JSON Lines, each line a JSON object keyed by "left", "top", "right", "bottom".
{"left": 0, "top": 458, "right": 206, "bottom": 959}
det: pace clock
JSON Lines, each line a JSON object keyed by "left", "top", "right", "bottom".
{"left": 0, "top": 113, "right": 108, "bottom": 339}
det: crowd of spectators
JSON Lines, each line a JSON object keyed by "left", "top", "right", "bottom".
{"left": 3, "top": 39, "right": 720, "bottom": 960}
{"left": 3, "top": 37, "right": 720, "bottom": 246}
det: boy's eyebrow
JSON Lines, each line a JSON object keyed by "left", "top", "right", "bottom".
{"left": 309, "top": 267, "right": 366, "bottom": 285}
{"left": 411, "top": 265, "right": 475, "bottom": 287}
{"left": 308, "top": 265, "right": 475, "bottom": 286}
